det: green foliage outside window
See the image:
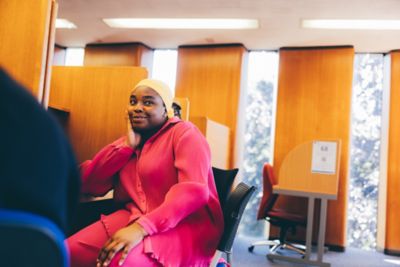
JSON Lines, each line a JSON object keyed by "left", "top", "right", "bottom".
{"left": 239, "top": 51, "right": 278, "bottom": 236}
{"left": 348, "top": 54, "right": 383, "bottom": 250}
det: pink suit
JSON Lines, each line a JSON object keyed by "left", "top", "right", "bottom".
{"left": 67, "top": 117, "right": 224, "bottom": 267}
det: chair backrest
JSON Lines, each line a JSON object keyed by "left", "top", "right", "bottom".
{"left": 0, "top": 209, "right": 69, "bottom": 267}
{"left": 218, "top": 182, "right": 256, "bottom": 253}
{"left": 256, "top": 163, "right": 279, "bottom": 220}
{"left": 212, "top": 167, "right": 238, "bottom": 209}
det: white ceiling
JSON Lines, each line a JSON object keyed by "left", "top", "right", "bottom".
{"left": 55, "top": 0, "right": 400, "bottom": 52}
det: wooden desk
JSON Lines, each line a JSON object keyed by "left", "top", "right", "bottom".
{"left": 268, "top": 140, "right": 341, "bottom": 267}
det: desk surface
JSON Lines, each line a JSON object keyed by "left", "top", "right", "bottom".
{"left": 273, "top": 186, "right": 337, "bottom": 200}
{"left": 276, "top": 140, "right": 341, "bottom": 198}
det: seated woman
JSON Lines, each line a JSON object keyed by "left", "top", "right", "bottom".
{"left": 67, "top": 79, "right": 224, "bottom": 267}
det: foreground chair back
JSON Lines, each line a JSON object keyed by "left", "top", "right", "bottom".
{"left": 211, "top": 166, "right": 256, "bottom": 266}
{"left": 0, "top": 208, "right": 69, "bottom": 267}
{"left": 212, "top": 166, "right": 238, "bottom": 209}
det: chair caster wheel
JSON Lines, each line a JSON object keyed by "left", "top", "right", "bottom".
{"left": 248, "top": 246, "right": 254, "bottom": 252}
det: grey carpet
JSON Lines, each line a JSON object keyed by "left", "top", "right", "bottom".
{"left": 230, "top": 235, "right": 400, "bottom": 267}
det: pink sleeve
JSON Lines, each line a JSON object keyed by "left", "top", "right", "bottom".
{"left": 137, "top": 126, "right": 211, "bottom": 235}
{"left": 126, "top": 202, "right": 144, "bottom": 223}
{"left": 80, "top": 137, "right": 134, "bottom": 196}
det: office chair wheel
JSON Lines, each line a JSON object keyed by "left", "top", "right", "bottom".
{"left": 248, "top": 245, "right": 255, "bottom": 252}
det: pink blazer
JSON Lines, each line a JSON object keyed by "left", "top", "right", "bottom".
{"left": 80, "top": 117, "right": 224, "bottom": 267}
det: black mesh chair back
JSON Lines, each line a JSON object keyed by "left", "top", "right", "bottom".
{"left": 217, "top": 182, "right": 256, "bottom": 264}
{"left": 212, "top": 167, "right": 238, "bottom": 209}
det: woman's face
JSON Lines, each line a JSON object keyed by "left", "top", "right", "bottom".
{"left": 127, "top": 86, "right": 167, "bottom": 133}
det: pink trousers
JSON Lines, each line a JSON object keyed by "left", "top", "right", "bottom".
{"left": 67, "top": 210, "right": 161, "bottom": 267}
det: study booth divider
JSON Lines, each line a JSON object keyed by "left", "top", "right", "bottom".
{"left": 0, "top": 0, "right": 57, "bottom": 102}
{"left": 49, "top": 66, "right": 148, "bottom": 163}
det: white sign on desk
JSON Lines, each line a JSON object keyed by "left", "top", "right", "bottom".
{"left": 311, "top": 141, "right": 337, "bottom": 174}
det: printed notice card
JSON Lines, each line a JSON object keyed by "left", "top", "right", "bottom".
{"left": 311, "top": 141, "right": 337, "bottom": 174}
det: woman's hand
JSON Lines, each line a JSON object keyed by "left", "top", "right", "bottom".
{"left": 97, "top": 223, "right": 148, "bottom": 267}
{"left": 126, "top": 111, "right": 141, "bottom": 148}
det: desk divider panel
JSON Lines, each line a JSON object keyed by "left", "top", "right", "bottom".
{"left": 190, "top": 116, "right": 231, "bottom": 169}
{"left": 0, "top": 0, "right": 55, "bottom": 101}
{"left": 84, "top": 42, "right": 154, "bottom": 73}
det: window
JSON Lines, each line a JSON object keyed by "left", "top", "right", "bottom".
{"left": 151, "top": 49, "right": 178, "bottom": 95}
{"left": 239, "top": 51, "right": 279, "bottom": 236}
{"left": 348, "top": 53, "right": 384, "bottom": 250}
{"left": 65, "top": 48, "right": 84, "bottom": 66}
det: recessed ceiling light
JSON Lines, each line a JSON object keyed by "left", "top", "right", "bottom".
{"left": 56, "top": 19, "right": 77, "bottom": 29}
{"left": 103, "top": 18, "right": 259, "bottom": 29}
{"left": 302, "top": 19, "right": 400, "bottom": 30}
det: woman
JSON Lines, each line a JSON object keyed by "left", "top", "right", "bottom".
{"left": 67, "top": 79, "right": 224, "bottom": 267}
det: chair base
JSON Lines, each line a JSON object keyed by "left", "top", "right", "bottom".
{"left": 248, "top": 239, "right": 306, "bottom": 256}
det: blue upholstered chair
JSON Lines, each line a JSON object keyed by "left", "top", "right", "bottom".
{"left": 0, "top": 209, "right": 69, "bottom": 267}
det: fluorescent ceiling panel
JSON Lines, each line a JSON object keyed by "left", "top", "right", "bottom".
{"left": 56, "top": 19, "right": 77, "bottom": 29}
{"left": 302, "top": 19, "right": 400, "bottom": 30}
{"left": 103, "top": 18, "right": 259, "bottom": 29}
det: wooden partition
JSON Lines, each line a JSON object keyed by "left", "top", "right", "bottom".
{"left": 273, "top": 46, "right": 354, "bottom": 249}
{"left": 49, "top": 66, "right": 147, "bottom": 163}
{"left": 190, "top": 116, "right": 230, "bottom": 169}
{"left": 0, "top": 0, "right": 55, "bottom": 100}
{"left": 84, "top": 43, "right": 153, "bottom": 73}
{"left": 175, "top": 44, "right": 246, "bottom": 167}
{"left": 385, "top": 50, "right": 400, "bottom": 255}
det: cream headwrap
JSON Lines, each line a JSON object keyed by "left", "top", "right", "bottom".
{"left": 133, "top": 79, "right": 174, "bottom": 118}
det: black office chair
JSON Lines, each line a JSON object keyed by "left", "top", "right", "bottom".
{"left": 212, "top": 167, "right": 256, "bottom": 265}
{"left": 212, "top": 166, "right": 238, "bottom": 209}
{"left": 71, "top": 167, "right": 239, "bottom": 237}
{"left": 0, "top": 208, "right": 69, "bottom": 267}
{"left": 68, "top": 198, "right": 120, "bottom": 236}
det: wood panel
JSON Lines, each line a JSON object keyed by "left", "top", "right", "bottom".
{"left": 49, "top": 66, "right": 147, "bottom": 163}
{"left": 273, "top": 46, "right": 354, "bottom": 248}
{"left": 41, "top": 0, "right": 57, "bottom": 107}
{"left": 84, "top": 43, "right": 153, "bottom": 73}
{"left": 175, "top": 44, "right": 246, "bottom": 167}
{"left": 0, "top": 0, "right": 53, "bottom": 100}
{"left": 385, "top": 50, "right": 400, "bottom": 254}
